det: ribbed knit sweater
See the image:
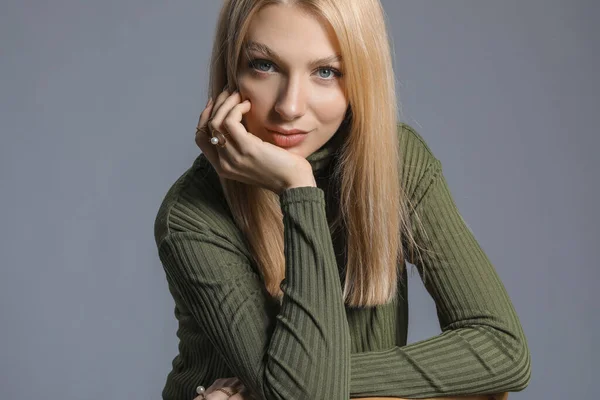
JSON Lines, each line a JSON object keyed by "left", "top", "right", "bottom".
{"left": 153, "top": 123, "right": 531, "bottom": 400}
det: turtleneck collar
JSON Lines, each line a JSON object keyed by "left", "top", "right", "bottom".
{"left": 306, "top": 128, "right": 346, "bottom": 174}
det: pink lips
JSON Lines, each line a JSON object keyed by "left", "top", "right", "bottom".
{"left": 266, "top": 128, "right": 309, "bottom": 148}
{"left": 268, "top": 128, "right": 308, "bottom": 135}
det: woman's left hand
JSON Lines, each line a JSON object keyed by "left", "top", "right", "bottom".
{"left": 193, "top": 377, "right": 254, "bottom": 400}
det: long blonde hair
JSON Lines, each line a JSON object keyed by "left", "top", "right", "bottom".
{"left": 208, "top": 0, "right": 418, "bottom": 307}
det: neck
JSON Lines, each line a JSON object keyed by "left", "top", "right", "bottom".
{"left": 306, "top": 128, "right": 347, "bottom": 174}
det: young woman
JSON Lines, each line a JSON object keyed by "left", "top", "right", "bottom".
{"left": 154, "top": 1, "right": 531, "bottom": 399}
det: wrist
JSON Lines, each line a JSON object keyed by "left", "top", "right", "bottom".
{"left": 281, "top": 162, "right": 316, "bottom": 192}
{"left": 284, "top": 178, "right": 316, "bottom": 190}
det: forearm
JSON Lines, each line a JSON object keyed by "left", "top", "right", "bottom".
{"left": 160, "top": 186, "right": 351, "bottom": 400}
{"left": 347, "top": 154, "right": 530, "bottom": 398}
{"left": 271, "top": 186, "right": 351, "bottom": 398}
{"left": 355, "top": 393, "right": 508, "bottom": 400}
{"left": 349, "top": 324, "right": 529, "bottom": 397}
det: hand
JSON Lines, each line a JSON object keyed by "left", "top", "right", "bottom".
{"left": 193, "top": 377, "right": 255, "bottom": 400}
{"left": 195, "top": 89, "right": 316, "bottom": 195}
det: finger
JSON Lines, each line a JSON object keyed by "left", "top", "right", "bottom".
{"left": 206, "top": 88, "right": 232, "bottom": 141}
{"left": 209, "top": 88, "right": 234, "bottom": 122}
{"left": 195, "top": 101, "right": 220, "bottom": 162}
{"left": 196, "top": 101, "right": 215, "bottom": 143}
{"left": 204, "top": 392, "right": 227, "bottom": 399}
{"left": 217, "top": 387, "right": 239, "bottom": 397}
{"left": 228, "top": 387, "right": 253, "bottom": 400}
{"left": 209, "top": 92, "right": 242, "bottom": 135}
{"left": 205, "top": 377, "right": 240, "bottom": 394}
{"left": 197, "top": 97, "right": 214, "bottom": 127}
{"left": 212, "top": 98, "right": 253, "bottom": 153}
{"left": 196, "top": 135, "right": 220, "bottom": 169}
{"left": 204, "top": 388, "right": 233, "bottom": 400}
{"left": 209, "top": 93, "right": 247, "bottom": 150}
{"left": 219, "top": 377, "right": 241, "bottom": 388}
{"left": 222, "top": 100, "right": 252, "bottom": 147}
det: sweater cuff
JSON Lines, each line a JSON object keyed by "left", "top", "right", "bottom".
{"left": 279, "top": 186, "right": 324, "bottom": 207}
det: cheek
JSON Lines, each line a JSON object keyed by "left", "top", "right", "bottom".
{"left": 238, "top": 77, "right": 275, "bottom": 125}
{"left": 311, "top": 88, "right": 348, "bottom": 125}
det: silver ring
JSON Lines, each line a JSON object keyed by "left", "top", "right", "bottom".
{"left": 196, "top": 385, "right": 206, "bottom": 399}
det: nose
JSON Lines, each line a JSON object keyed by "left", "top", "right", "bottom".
{"left": 274, "top": 75, "right": 307, "bottom": 121}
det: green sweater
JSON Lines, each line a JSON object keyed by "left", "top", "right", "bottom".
{"left": 154, "top": 123, "right": 531, "bottom": 400}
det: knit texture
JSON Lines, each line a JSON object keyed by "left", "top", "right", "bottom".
{"left": 153, "top": 123, "right": 531, "bottom": 399}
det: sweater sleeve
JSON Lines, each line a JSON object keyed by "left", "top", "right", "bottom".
{"left": 157, "top": 186, "right": 350, "bottom": 400}
{"left": 348, "top": 156, "right": 532, "bottom": 398}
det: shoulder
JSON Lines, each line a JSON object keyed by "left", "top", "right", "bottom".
{"left": 396, "top": 122, "right": 442, "bottom": 203}
{"left": 397, "top": 122, "right": 436, "bottom": 156}
{"left": 153, "top": 154, "right": 234, "bottom": 247}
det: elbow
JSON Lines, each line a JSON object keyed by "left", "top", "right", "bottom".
{"left": 507, "top": 339, "right": 532, "bottom": 392}
{"left": 493, "top": 326, "right": 532, "bottom": 392}
{"left": 259, "top": 346, "right": 350, "bottom": 400}
{"left": 466, "top": 322, "right": 532, "bottom": 393}
{"left": 260, "top": 369, "right": 317, "bottom": 400}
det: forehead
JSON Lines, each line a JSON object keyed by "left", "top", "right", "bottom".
{"left": 245, "top": 4, "right": 340, "bottom": 61}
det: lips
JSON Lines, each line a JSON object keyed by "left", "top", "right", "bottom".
{"left": 265, "top": 128, "right": 308, "bottom": 148}
{"left": 266, "top": 127, "right": 309, "bottom": 135}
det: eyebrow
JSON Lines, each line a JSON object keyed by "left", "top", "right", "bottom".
{"left": 244, "top": 40, "right": 342, "bottom": 67}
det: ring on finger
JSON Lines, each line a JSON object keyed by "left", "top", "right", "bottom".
{"left": 206, "top": 117, "right": 216, "bottom": 135}
{"left": 196, "top": 125, "right": 207, "bottom": 136}
{"left": 209, "top": 131, "right": 227, "bottom": 147}
{"left": 216, "top": 131, "right": 227, "bottom": 147}
{"left": 196, "top": 385, "right": 206, "bottom": 399}
{"left": 216, "top": 387, "right": 237, "bottom": 397}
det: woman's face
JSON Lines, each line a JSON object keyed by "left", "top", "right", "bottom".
{"left": 237, "top": 4, "right": 348, "bottom": 159}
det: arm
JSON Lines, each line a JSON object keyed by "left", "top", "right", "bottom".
{"left": 158, "top": 187, "right": 350, "bottom": 400}
{"left": 357, "top": 394, "right": 508, "bottom": 400}
{"left": 348, "top": 150, "right": 531, "bottom": 398}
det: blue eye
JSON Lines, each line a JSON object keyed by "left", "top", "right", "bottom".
{"left": 248, "top": 58, "right": 342, "bottom": 80}
{"left": 250, "top": 60, "right": 274, "bottom": 72}
{"left": 318, "top": 68, "right": 334, "bottom": 79}
{"left": 317, "top": 67, "right": 343, "bottom": 80}
{"left": 319, "top": 68, "right": 333, "bottom": 79}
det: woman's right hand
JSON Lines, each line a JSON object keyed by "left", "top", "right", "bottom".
{"left": 195, "top": 89, "right": 316, "bottom": 195}
{"left": 193, "top": 377, "right": 255, "bottom": 400}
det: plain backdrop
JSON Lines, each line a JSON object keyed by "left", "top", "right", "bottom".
{"left": 1, "top": 1, "right": 597, "bottom": 399}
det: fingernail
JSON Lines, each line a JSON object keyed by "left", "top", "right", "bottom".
{"left": 206, "top": 97, "right": 213, "bottom": 107}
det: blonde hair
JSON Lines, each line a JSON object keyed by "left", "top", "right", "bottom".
{"left": 208, "top": 0, "right": 420, "bottom": 307}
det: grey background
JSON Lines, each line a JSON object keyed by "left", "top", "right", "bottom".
{"left": 1, "top": 0, "right": 597, "bottom": 398}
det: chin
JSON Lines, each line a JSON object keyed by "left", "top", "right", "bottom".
{"left": 285, "top": 146, "right": 307, "bottom": 156}
{"left": 262, "top": 134, "right": 314, "bottom": 158}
